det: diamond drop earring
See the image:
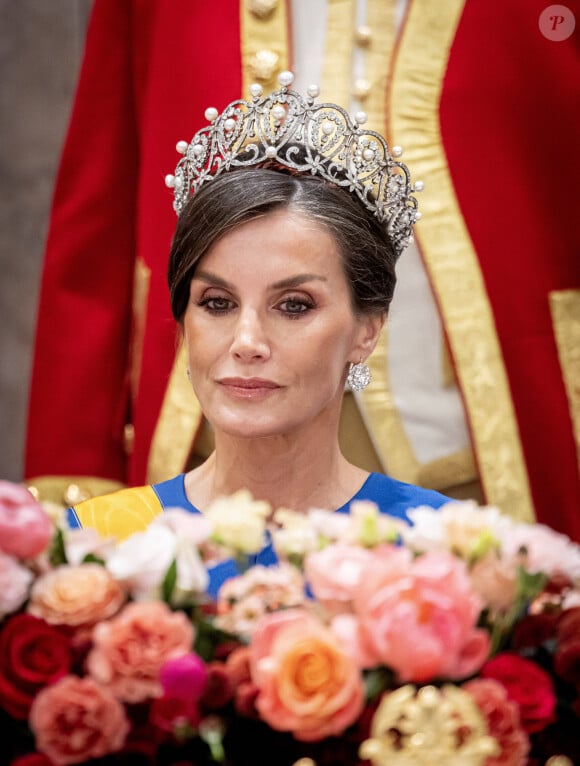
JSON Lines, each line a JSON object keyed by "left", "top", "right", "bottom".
{"left": 347, "top": 362, "right": 371, "bottom": 391}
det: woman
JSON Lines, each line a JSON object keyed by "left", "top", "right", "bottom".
{"left": 68, "top": 73, "right": 449, "bottom": 551}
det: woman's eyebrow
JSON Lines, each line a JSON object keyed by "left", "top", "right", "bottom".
{"left": 270, "top": 274, "right": 327, "bottom": 289}
{"left": 193, "top": 271, "right": 328, "bottom": 290}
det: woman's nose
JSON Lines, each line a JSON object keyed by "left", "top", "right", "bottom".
{"left": 229, "top": 309, "right": 271, "bottom": 361}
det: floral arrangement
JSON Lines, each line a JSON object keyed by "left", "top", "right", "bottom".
{"left": 1, "top": 478, "right": 580, "bottom": 766}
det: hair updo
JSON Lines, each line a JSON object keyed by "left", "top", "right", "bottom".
{"left": 167, "top": 167, "right": 397, "bottom": 321}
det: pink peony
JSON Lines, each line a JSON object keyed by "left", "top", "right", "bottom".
{"left": 464, "top": 678, "right": 529, "bottom": 766}
{"left": 249, "top": 608, "right": 365, "bottom": 741}
{"left": 0, "top": 550, "right": 33, "bottom": 618}
{"left": 86, "top": 601, "right": 194, "bottom": 702}
{"left": 304, "top": 543, "right": 378, "bottom": 614}
{"left": 0, "top": 480, "right": 53, "bottom": 559}
{"left": 349, "top": 548, "right": 490, "bottom": 682}
{"left": 29, "top": 675, "right": 129, "bottom": 765}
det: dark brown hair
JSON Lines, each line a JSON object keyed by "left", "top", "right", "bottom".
{"left": 167, "top": 167, "right": 396, "bottom": 321}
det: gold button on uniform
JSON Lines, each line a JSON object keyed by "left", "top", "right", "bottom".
{"left": 355, "top": 25, "right": 372, "bottom": 46}
{"left": 248, "top": 0, "right": 278, "bottom": 19}
{"left": 250, "top": 49, "right": 280, "bottom": 82}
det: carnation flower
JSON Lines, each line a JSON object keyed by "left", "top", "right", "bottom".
{"left": 463, "top": 678, "right": 529, "bottom": 765}
{"left": 498, "top": 522, "right": 580, "bottom": 581}
{"left": 86, "top": 601, "right": 194, "bottom": 703}
{"left": 29, "top": 675, "right": 129, "bottom": 765}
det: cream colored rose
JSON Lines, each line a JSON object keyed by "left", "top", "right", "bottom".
{"left": 28, "top": 564, "right": 126, "bottom": 627}
{"left": 204, "top": 490, "right": 270, "bottom": 555}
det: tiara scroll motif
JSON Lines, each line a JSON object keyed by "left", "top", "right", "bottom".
{"left": 165, "top": 71, "right": 423, "bottom": 257}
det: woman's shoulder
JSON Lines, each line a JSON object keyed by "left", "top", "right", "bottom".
{"left": 345, "top": 472, "right": 451, "bottom": 522}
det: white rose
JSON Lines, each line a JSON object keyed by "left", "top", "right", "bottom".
{"left": 106, "top": 524, "right": 176, "bottom": 600}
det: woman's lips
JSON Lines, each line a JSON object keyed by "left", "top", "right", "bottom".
{"left": 218, "top": 378, "right": 281, "bottom": 399}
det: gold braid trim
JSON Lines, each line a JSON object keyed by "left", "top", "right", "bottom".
{"left": 26, "top": 476, "right": 125, "bottom": 507}
{"left": 549, "top": 289, "right": 580, "bottom": 476}
{"left": 389, "top": 0, "right": 533, "bottom": 521}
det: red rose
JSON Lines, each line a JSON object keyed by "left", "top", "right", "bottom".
{"left": 557, "top": 607, "right": 580, "bottom": 643}
{"left": 0, "top": 613, "right": 72, "bottom": 719}
{"left": 554, "top": 638, "right": 580, "bottom": 686}
{"left": 480, "top": 652, "right": 556, "bottom": 733}
{"left": 199, "top": 662, "right": 234, "bottom": 710}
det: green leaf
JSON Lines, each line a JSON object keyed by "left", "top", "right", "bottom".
{"left": 48, "top": 527, "right": 68, "bottom": 567}
{"left": 364, "top": 666, "right": 395, "bottom": 702}
{"left": 81, "top": 553, "right": 106, "bottom": 566}
{"left": 161, "top": 558, "right": 178, "bottom": 604}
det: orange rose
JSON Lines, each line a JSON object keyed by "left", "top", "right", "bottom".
{"left": 250, "top": 608, "right": 364, "bottom": 741}
{"left": 27, "top": 564, "right": 126, "bottom": 628}
{"left": 30, "top": 675, "right": 129, "bottom": 765}
{"left": 86, "top": 601, "right": 194, "bottom": 702}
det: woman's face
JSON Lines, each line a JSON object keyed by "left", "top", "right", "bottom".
{"left": 182, "top": 210, "right": 382, "bottom": 440}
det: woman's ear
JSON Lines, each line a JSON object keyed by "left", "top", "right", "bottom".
{"left": 351, "top": 312, "right": 385, "bottom": 361}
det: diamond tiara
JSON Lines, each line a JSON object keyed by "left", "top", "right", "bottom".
{"left": 165, "top": 71, "right": 423, "bottom": 257}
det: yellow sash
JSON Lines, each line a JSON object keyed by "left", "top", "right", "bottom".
{"left": 72, "top": 485, "right": 163, "bottom": 541}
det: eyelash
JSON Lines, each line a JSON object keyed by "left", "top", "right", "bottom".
{"left": 197, "top": 295, "right": 315, "bottom": 318}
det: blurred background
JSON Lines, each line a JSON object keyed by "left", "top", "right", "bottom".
{"left": 0, "top": 0, "right": 91, "bottom": 480}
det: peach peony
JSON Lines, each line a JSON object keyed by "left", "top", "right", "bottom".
{"left": 469, "top": 552, "right": 518, "bottom": 614}
{"left": 250, "top": 608, "right": 365, "bottom": 741}
{"left": 86, "top": 601, "right": 194, "bottom": 702}
{"left": 349, "top": 548, "right": 490, "bottom": 682}
{"left": 27, "top": 563, "right": 126, "bottom": 628}
{"left": 29, "top": 675, "right": 130, "bottom": 765}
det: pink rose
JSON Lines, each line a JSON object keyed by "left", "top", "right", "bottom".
{"left": 480, "top": 652, "right": 556, "bottom": 733}
{"left": 464, "top": 678, "right": 529, "bottom": 766}
{"left": 304, "top": 543, "right": 378, "bottom": 614}
{"left": 86, "top": 601, "right": 194, "bottom": 702}
{"left": 29, "top": 675, "right": 129, "bottom": 765}
{"left": 350, "top": 548, "right": 490, "bottom": 682}
{"left": 0, "top": 480, "right": 53, "bottom": 559}
{"left": 150, "top": 653, "right": 207, "bottom": 731}
{"left": 0, "top": 550, "right": 33, "bottom": 618}
{"left": 250, "top": 608, "right": 365, "bottom": 741}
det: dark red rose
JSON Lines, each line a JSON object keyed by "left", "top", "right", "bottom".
{"left": 10, "top": 754, "right": 54, "bottom": 766}
{"left": 554, "top": 637, "right": 580, "bottom": 686}
{"left": 199, "top": 662, "right": 234, "bottom": 710}
{"left": 480, "top": 652, "right": 556, "bottom": 733}
{"left": 233, "top": 680, "right": 259, "bottom": 718}
{"left": 0, "top": 613, "right": 72, "bottom": 719}
{"left": 557, "top": 607, "right": 580, "bottom": 643}
{"left": 511, "top": 612, "right": 558, "bottom": 649}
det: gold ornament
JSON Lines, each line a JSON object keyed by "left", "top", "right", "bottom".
{"left": 359, "top": 684, "right": 500, "bottom": 766}
{"left": 545, "top": 758, "right": 573, "bottom": 766}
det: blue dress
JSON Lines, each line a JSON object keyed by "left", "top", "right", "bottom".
{"left": 68, "top": 472, "right": 449, "bottom": 598}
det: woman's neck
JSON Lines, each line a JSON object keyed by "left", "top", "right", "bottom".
{"left": 185, "top": 424, "right": 368, "bottom": 515}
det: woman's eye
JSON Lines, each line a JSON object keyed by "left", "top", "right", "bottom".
{"left": 278, "top": 298, "right": 314, "bottom": 316}
{"left": 198, "top": 296, "right": 233, "bottom": 313}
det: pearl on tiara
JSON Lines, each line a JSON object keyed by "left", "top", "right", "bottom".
{"left": 166, "top": 72, "right": 422, "bottom": 257}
